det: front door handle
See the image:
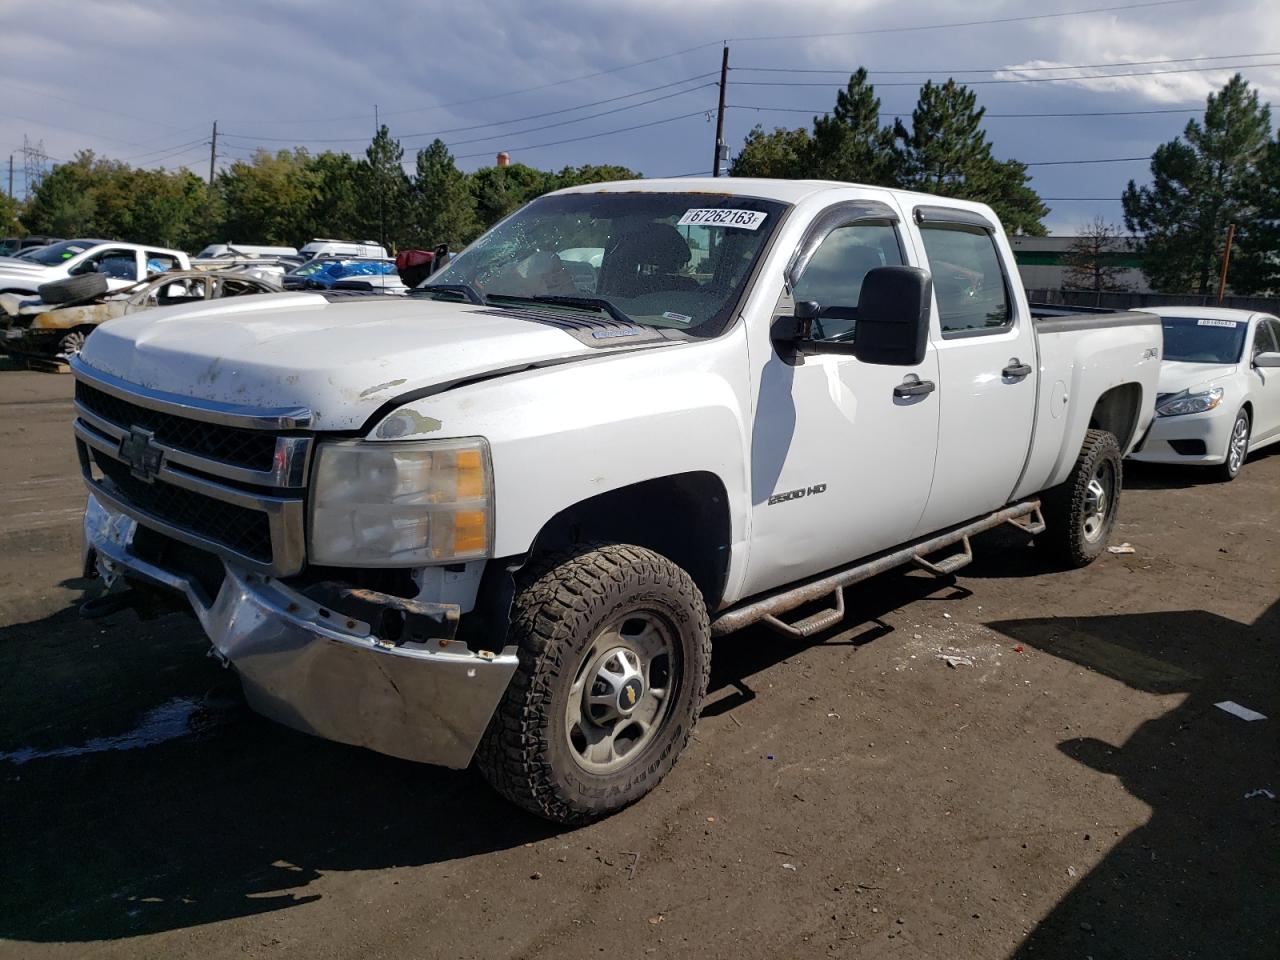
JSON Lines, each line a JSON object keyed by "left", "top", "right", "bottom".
{"left": 894, "top": 376, "right": 936, "bottom": 399}
{"left": 1003, "top": 359, "right": 1033, "bottom": 378}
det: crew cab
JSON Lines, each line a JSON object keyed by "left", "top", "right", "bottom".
{"left": 72, "top": 179, "right": 1161, "bottom": 823}
{"left": 0, "top": 239, "right": 190, "bottom": 300}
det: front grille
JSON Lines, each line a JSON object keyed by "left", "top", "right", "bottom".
{"left": 93, "top": 451, "right": 274, "bottom": 563}
{"left": 76, "top": 381, "right": 278, "bottom": 472}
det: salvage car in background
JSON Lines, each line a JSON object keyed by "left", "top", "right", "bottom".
{"left": 282, "top": 257, "right": 407, "bottom": 293}
{"left": 0, "top": 235, "right": 63, "bottom": 257}
{"left": 5, "top": 270, "right": 280, "bottom": 360}
{"left": 0, "top": 239, "right": 190, "bottom": 299}
{"left": 1129, "top": 307, "right": 1280, "bottom": 480}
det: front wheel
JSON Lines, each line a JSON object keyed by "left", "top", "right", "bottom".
{"left": 476, "top": 543, "right": 711, "bottom": 824}
{"left": 1214, "top": 409, "right": 1250, "bottom": 482}
{"left": 1037, "top": 428, "right": 1122, "bottom": 568}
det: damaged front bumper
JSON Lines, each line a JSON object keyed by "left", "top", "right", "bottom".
{"left": 84, "top": 494, "right": 518, "bottom": 768}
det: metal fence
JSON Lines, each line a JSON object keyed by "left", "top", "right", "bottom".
{"left": 1026, "top": 288, "right": 1280, "bottom": 314}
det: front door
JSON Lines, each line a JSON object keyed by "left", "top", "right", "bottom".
{"left": 906, "top": 211, "right": 1038, "bottom": 535}
{"left": 1249, "top": 317, "right": 1280, "bottom": 442}
{"left": 742, "top": 213, "right": 940, "bottom": 598}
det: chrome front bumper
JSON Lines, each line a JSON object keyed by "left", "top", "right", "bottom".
{"left": 84, "top": 494, "right": 519, "bottom": 768}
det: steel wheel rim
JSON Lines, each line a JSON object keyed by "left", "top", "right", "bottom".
{"left": 1081, "top": 458, "right": 1115, "bottom": 543}
{"left": 564, "top": 609, "right": 678, "bottom": 775}
{"left": 1228, "top": 416, "right": 1248, "bottom": 473}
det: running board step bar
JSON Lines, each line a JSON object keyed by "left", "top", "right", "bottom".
{"left": 712, "top": 500, "right": 1043, "bottom": 638}
{"left": 763, "top": 589, "right": 846, "bottom": 639}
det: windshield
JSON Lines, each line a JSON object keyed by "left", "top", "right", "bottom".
{"left": 24, "top": 239, "right": 104, "bottom": 265}
{"left": 427, "top": 191, "right": 787, "bottom": 333}
{"left": 1160, "top": 316, "right": 1248, "bottom": 364}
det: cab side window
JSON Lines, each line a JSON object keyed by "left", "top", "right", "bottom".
{"left": 71, "top": 248, "right": 139, "bottom": 282}
{"left": 1252, "top": 319, "right": 1279, "bottom": 357}
{"left": 918, "top": 224, "right": 1012, "bottom": 335}
{"left": 792, "top": 222, "right": 904, "bottom": 342}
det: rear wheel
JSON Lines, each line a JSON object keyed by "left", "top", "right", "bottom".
{"left": 476, "top": 543, "right": 711, "bottom": 824}
{"left": 1214, "top": 409, "right": 1250, "bottom": 482}
{"left": 57, "top": 328, "right": 90, "bottom": 360}
{"left": 1037, "top": 428, "right": 1122, "bottom": 568}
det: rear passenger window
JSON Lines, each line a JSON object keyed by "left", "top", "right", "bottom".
{"left": 1253, "top": 319, "right": 1279, "bottom": 356}
{"left": 918, "top": 224, "right": 1012, "bottom": 335}
{"left": 146, "top": 252, "right": 180, "bottom": 275}
{"left": 793, "top": 222, "right": 904, "bottom": 342}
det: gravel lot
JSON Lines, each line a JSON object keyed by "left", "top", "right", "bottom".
{"left": 1, "top": 360, "right": 1276, "bottom": 960}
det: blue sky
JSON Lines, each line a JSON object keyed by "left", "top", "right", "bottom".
{"left": 1, "top": 0, "right": 1277, "bottom": 234}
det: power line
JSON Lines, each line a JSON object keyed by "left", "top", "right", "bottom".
{"left": 732, "top": 60, "right": 1280, "bottom": 88}
{"left": 734, "top": 51, "right": 1278, "bottom": 75}
{"left": 448, "top": 109, "right": 713, "bottom": 162}
{"left": 1024, "top": 155, "right": 1151, "bottom": 165}
{"left": 221, "top": 75, "right": 718, "bottom": 145}
{"left": 727, "top": 104, "right": 1203, "bottom": 118}
{"left": 220, "top": 0, "right": 1195, "bottom": 128}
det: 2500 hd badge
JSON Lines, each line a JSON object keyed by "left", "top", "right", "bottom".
{"left": 768, "top": 483, "right": 828, "bottom": 505}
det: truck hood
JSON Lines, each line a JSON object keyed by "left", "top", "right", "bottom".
{"left": 1158, "top": 360, "right": 1237, "bottom": 395}
{"left": 0, "top": 261, "right": 53, "bottom": 279}
{"left": 77, "top": 293, "right": 642, "bottom": 431}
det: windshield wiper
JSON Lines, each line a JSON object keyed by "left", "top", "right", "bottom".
{"left": 487, "top": 293, "right": 633, "bottom": 325}
{"left": 416, "top": 282, "right": 487, "bottom": 305}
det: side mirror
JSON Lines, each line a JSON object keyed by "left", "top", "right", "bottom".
{"left": 770, "top": 299, "right": 821, "bottom": 344}
{"left": 1254, "top": 351, "right": 1280, "bottom": 368}
{"left": 852, "top": 266, "right": 932, "bottom": 366}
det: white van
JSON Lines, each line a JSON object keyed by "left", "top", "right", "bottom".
{"left": 299, "top": 239, "right": 390, "bottom": 261}
{"left": 195, "top": 243, "right": 299, "bottom": 260}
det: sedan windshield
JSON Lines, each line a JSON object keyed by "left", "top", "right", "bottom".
{"left": 426, "top": 191, "right": 787, "bottom": 333}
{"left": 23, "top": 239, "right": 106, "bottom": 265}
{"left": 1161, "top": 316, "right": 1248, "bottom": 364}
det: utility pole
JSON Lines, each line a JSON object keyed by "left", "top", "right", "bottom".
{"left": 7, "top": 155, "right": 12, "bottom": 199}
{"left": 711, "top": 45, "right": 729, "bottom": 176}
{"left": 1217, "top": 222, "right": 1236, "bottom": 304}
{"left": 208, "top": 121, "right": 218, "bottom": 186}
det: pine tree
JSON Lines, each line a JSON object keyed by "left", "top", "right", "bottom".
{"left": 894, "top": 79, "right": 1048, "bottom": 235}
{"left": 806, "top": 68, "right": 897, "bottom": 185}
{"left": 359, "top": 125, "right": 410, "bottom": 249}
{"left": 1226, "top": 137, "right": 1280, "bottom": 296}
{"left": 409, "top": 139, "right": 479, "bottom": 249}
{"left": 1123, "top": 74, "right": 1272, "bottom": 294}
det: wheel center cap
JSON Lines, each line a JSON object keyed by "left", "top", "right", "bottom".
{"left": 617, "top": 677, "right": 644, "bottom": 714}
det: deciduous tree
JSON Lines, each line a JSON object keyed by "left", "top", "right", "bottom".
{"left": 1063, "top": 217, "right": 1132, "bottom": 292}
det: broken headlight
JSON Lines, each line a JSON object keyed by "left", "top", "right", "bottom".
{"left": 308, "top": 438, "right": 493, "bottom": 566}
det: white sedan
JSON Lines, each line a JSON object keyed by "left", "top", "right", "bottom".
{"left": 1129, "top": 307, "right": 1280, "bottom": 480}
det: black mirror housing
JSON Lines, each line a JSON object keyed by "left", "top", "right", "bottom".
{"left": 853, "top": 266, "right": 932, "bottom": 366}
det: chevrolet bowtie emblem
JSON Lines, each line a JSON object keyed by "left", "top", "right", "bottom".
{"left": 625, "top": 685, "right": 637, "bottom": 706}
{"left": 119, "top": 426, "right": 163, "bottom": 483}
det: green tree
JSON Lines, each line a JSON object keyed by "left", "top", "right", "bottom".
{"left": 1232, "top": 137, "right": 1280, "bottom": 295}
{"left": 218, "top": 148, "right": 316, "bottom": 246}
{"left": 1123, "top": 74, "right": 1272, "bottom": 293}
{"left": 806, "top": 68, "right": 897, "bottom": 184}
{"left": 358, "top": 125, "right": 411, "bottom": 249}
{"left": 728, "top": 125, "right": 811, "bottom": 178}
{"left": 408, "top": 139, "right": 479, "bottom": 248}
{"left": 894, "top": 79, "right": 1048, "bottom": 235}
{"left": 469, "top": 162, "right": 549, "bottom": 228}
{"left": 546, "top": 163, "right": 641, "bottom": 191}
{"left": 0, "top": 191, "right": 19, "bottom": 235}
{"left": 22, "top": 152, "right": 101, "bottom": 236}
{"left": 303, "top": 151, "right": 364, "bottom": 242}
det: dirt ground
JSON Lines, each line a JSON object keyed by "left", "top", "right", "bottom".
{"left": 0, "top": 359, "right": 1276, "bottom": 960}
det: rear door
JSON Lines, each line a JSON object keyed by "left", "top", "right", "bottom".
{"left": 905, "top": 206, "right": 1038, "bottom": 535}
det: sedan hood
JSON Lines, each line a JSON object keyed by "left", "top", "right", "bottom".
{"left": 77, "top": 293, "right": 636, "bottom": 431}
{"left": 1158, "top": 360, "right": 1237, "bottom": 395}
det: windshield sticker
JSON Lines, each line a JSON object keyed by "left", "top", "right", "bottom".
{"left": 662, "top": 311, "right": 693, "bottom": 324}
{"left": 1197, "top": 319, "right": 1239, "bottom": 327}
{"left": 677, "top": 208, "right": 767, "bottom": 230}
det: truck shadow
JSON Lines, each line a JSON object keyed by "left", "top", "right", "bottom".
{"left": 0, "top": 604, "right": 561, "bottom": 943}
{"left": 1124, "top": 444, "right": 1279, "bottom": 489}
{"left": 988, "top": 598, "right": 1279, "bottom": 960}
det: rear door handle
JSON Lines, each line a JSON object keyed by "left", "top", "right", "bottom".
{"left": 1003, "top": 359, "right": 1033, "bottom": 378}
{"left": 894, "top": 376, "right": 936, "bottom": 399}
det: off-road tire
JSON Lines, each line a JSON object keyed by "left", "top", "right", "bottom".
{"left": 1037, "top": 428, "right": 1122, "bottom": 569}
{"left": 476, "top": 543, "right": 711, "bottom": 824}
{"left": 1213, "top": 409, "right": 1250, "bottom": 482}
{"left": 37, "top": 273, "right": 108, "bottom": 305}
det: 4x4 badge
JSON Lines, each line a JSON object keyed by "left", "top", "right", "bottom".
{"left": 119, "top": 426, "right": 163, "bottom": 483}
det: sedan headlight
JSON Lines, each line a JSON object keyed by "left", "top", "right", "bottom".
{"left": 1156, "top": 386, "right": 1224, "bottom": 417}
{"left": 309, "top": 438, "right": 493, "bottom": 566}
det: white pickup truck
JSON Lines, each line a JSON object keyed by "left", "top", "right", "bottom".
{"left": 0, "top": 239, "right": 191, "bottom": 306}
{"left": 72, "top": 179, "right": 1162, "bottom": 822}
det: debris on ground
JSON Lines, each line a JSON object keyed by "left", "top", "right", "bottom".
{"left": 782, "top": 863, "right": 797, "bottom": 871}
{"left": 1215, "top": 701, "right": 1267, "bottom": 722}
{"left": 937, "top": 654, "right": 975, "bottom": 668}
{"left": 1107, "top": 543, "right": 1136, "bottom": 554}
{"left": 1244, "top": 788, "right": 1275, "bottom": 800}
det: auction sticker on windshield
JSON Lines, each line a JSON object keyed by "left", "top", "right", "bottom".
{"left": 1198, "top": 319, "right": 1239, "bottom": 327}
{"left": 678, "top": 208, "right": 768, "bottom": 230}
